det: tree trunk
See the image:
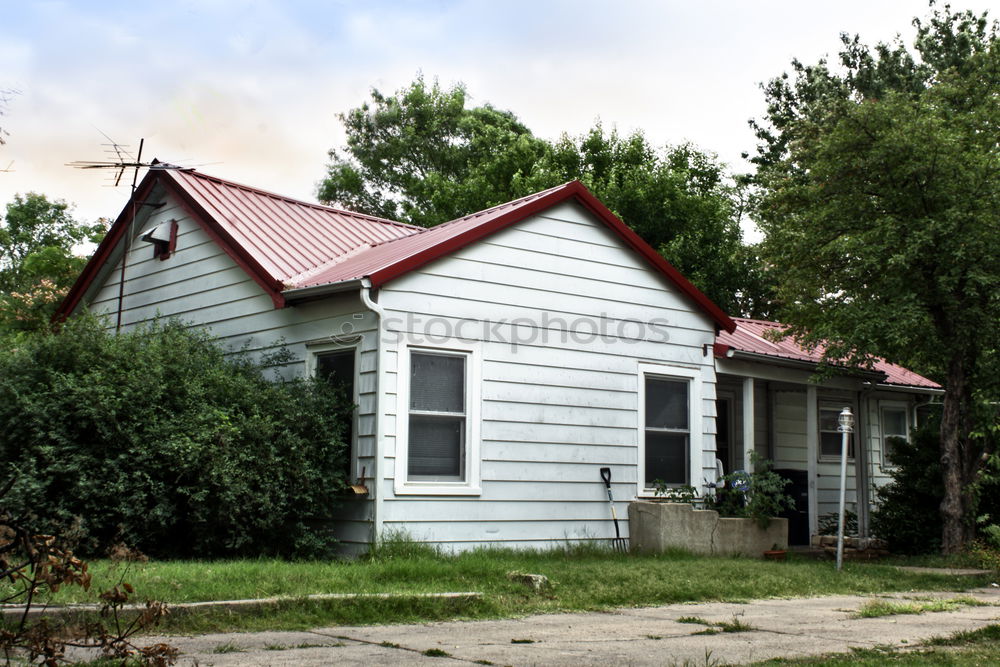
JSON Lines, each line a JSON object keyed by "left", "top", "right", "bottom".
{"left": 939, "top": 351, "right": 974, "bottom": 554}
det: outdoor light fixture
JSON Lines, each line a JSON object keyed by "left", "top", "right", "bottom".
{"left": 838, "top": 407, "right": 855, "bottom": 433}
{"left": 836, "top": 406, "right": 853, "bottom": 571}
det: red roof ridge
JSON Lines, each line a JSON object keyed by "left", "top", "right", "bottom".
{"left": 733, "top": 316, "right": 779, "bottom": 326}
{"left": 167, "top": 169, "right": 423, "bottom": 232}
{"left": 284, "top": 243, "right": 374, "bottom": 287}
{"left": 432, "top": 181, "right": 576, "bottom": 229}
{"left": 368, "top": 225, "right": 431, "bottom": 249}
{"left": 341, "top": 181, "right": 578, "bottom": 255}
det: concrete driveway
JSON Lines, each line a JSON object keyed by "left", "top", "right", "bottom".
{"left": 138, "top": 586, "right": 1000, "bottom": 666}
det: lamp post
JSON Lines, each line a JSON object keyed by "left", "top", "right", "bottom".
{"left": 836, "top": 407, "right": 854, "bottom": 571}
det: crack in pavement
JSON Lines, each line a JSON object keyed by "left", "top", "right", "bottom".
{"left": 307, "top": 629, "right": 486, "bottom": 664}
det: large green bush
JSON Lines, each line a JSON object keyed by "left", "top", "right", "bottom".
{"left": 0, "top": 315, "right": 352, "bottom": 558}
{"left": 871, "top": 415, "right": 1000, "bottom": 555}
{"left": 870, "top": 420, "right": 946, "bottom": 554}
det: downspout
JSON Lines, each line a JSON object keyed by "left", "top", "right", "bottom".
{"left": 359, "top": 278, "right": 385, "bottom": 549}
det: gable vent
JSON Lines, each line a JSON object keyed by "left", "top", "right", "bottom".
{"left": 140, "top": 219, "right": 178, "bottom": 260}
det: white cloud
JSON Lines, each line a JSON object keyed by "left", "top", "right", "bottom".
{"left": 2, "top": 0, "right": 997, "bottom": 228}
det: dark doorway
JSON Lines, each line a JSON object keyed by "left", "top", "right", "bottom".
{"left": 316, "top": 349, "right": 356, "bottom": 479}
{"left": 775, "top": 468, "right": 810, "bottom": 546}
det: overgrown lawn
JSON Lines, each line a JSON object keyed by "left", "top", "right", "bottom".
{"left": 9, "top": 544, "right": 993, "bottom": 634}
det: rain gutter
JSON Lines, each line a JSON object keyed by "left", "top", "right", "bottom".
{"left": 358, "top": 277, "right": 385, "bottom": 549}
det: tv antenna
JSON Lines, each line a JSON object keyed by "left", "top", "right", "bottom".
{"left": 68, "top": 133, "right": 188, "bottom": 331}
{"left": 67, "top": 133, "right": 188, "bottom": 192}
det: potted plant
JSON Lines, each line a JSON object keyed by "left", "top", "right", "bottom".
{"left": 706, "top": 457, "right": 796, "bottom": 529}
{"left": 629, "top": 455, "right": 796, "bottom": 558}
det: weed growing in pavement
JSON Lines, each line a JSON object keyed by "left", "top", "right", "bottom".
{"left": 855, "top": 596, "right": 987, "bottom": 618}
{"left": 678, "top": 613, "right": 755, "bottom": 633}
{"left": 211, "top": 642, "right": 243, "bottom": 654}
{"left": 677, "top": 616, "right": 710, "bottom": 624}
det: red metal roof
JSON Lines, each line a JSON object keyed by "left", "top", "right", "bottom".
{"left": 57, "top": 170, "right": 736, "bottom": 333}
{"left": 717, "top": 318, "right": 940, "bottom": 389}
{"left": 163, "top": 170, "right": 420, "bottom": 285}
{"left": 296, "top": 183, "right": 565, "bottom": 288}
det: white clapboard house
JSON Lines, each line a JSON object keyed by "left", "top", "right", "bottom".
{"left": 57, "top": 167, "right": 939, "bottom": 553}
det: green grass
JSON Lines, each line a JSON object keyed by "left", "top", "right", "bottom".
{"left": 4, "top": 543, "right": 992, "bottom": 634}
{"left": 879, "top": 552, "right": 989, "bottom": 569}
{"left": 676, "top": 614, "right": 755, "bottom": 633}
{"left": 854, "top": 596, "right": 988, "bottom": 618}
{"left": 751, "top": 624, "right": 1000, "bottom": 665}
{"left": 716, "top": 615, "right": 755, "bottom": 632}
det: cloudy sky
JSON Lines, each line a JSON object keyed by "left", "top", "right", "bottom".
{"left": 0, "top": 1, "right": 994, "bottom": 229}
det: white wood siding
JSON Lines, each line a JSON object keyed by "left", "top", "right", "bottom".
{"left": 79, "top": 190, "right": 376, "bottom": 551}
{"left": 376, "top": 201, "right": 718, "bottom": 549}
{"left": 865, "top": 391, "right": 921, "bottom": 490}
{"left": 769, "top": 387, "right": 859, "bottom": 519}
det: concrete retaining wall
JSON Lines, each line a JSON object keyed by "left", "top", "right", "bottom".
{"left": 628, "top": 501, "right": 788, "bottom": 557}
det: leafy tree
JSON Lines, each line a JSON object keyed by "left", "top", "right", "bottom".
{"left": 527, "top": 126, "right": 767, "bottom": 315}
{"left": 318, "top": 75, "right": 549, "bottom": 227}
{"left": 319, "top": 76, "right": 772, "bottom": 316}
{"left": 752, "top": 4, "right": 1000, "bottom": 552}
{"left": 0, "top": 193, "right": 105, "bottom": 333}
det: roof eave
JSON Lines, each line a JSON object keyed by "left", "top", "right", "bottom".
{"left": 873, "top": 382, "right": 944, "bottom": 394}
{"left": 54, "top": 171, "right": 162, "bottom": 321}
{"left": 729, "top": 350, "right": 888, "bottom": 383}
{"left": 282, "top": 279, "right": 366, "bottom": 303}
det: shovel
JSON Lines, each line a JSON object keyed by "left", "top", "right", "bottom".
{"left": 599, "top": 467, "right": 628, "bottom": 553}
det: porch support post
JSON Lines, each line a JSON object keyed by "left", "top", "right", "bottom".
{"left": 855, "top": 392, "right": 871, "bottom": 538}
{"left": 806, "top": 384, "right": 819, "bottom": 538}
{"left": 742, "top": 377, "right": 755, "bottom": 472}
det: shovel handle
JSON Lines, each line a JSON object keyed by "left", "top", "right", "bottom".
{"left": 600, "top": 467, "right": 612, "bottom": 488}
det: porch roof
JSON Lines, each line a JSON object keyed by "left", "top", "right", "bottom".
{"left": 717, "top": 318, "right": 940, "bottom": 389}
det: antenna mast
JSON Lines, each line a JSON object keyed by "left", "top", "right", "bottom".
{"left": 69, "top": 136, "right": 185, "bottom": 330}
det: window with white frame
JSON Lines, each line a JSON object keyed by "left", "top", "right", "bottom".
{"left": 880, "top": 403, "right": 910, "bottom": 467}
{"left": 819, "top": 403, "right": 854, "bottom": 459}
{"left": 397, "top": 345, "right": 480, "bottom": 494}
{"left": 639, "top": 364, "right": 701, "bottom": 492}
